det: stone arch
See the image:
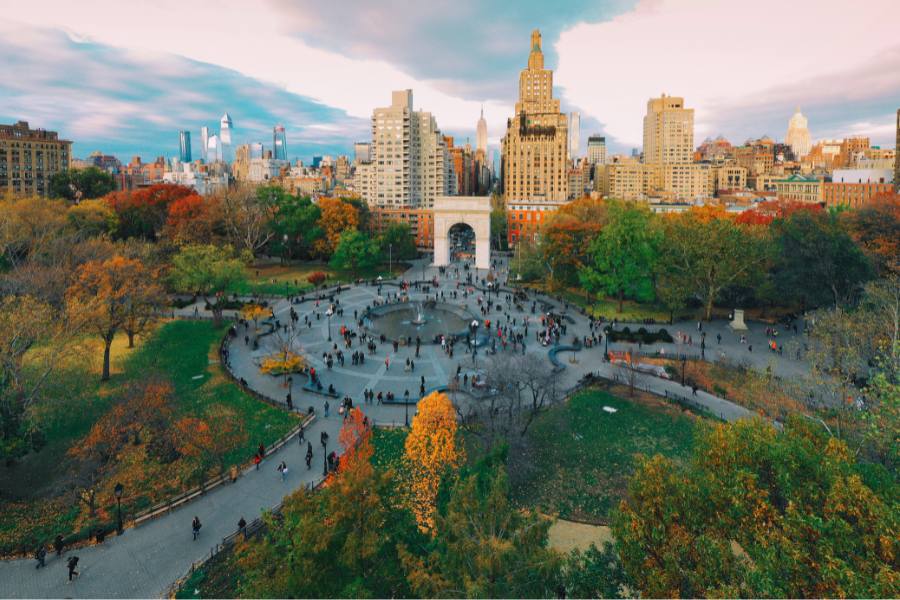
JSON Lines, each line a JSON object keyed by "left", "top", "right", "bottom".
{"left": 432, "top": 196, "right": 491, "bottom": 270}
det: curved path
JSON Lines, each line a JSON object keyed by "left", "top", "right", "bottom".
{"left": 0, "top": 257, "right": 792, "bottom": 598}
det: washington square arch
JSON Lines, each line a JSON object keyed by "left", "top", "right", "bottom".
{"left": 432, "top": 196, "right": 491, "bottom": 270}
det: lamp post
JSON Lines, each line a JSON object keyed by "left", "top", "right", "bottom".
{"left": 388, "top": 243, "right": 392, "bottom": 279}
{"left": 681, "top": 355, "right": 687, "bottom": 387}
{"left": 404, "top": 395, "right": 410, "bottom": 427}
{"left": 114, "top": 482, "right": 124, "bottom": 534}
{"left": 604, "top": 325, "right": 610, "bottom": 360}
{"left": 327, "top": 308, "right": 332, "bottom": 342}
{"left": 322, "top": 438, "right": 328, "bottom": 476}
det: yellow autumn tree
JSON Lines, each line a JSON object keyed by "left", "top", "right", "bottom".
{"left": 403, "top": 391, "right": 463, "bottom": 533}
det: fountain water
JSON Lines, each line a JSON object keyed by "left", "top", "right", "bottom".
{"left": 411, "top": 302, "right": 427, "bottom": 325}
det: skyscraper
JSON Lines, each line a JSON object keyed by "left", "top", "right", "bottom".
{"left": 273, "top": 124, "right": 287, "bottom": 161}
{"left": 179, "top": 130, "right": 192, "bottom": 163}
{"left": 785, "top": 107, "right": 812, "bottom": 160}
{"left": 587, "top": 134, "right": 606, "bottom": 165}
{"left": 219, "top": 113, "right": 233, "bottom": 162}
{"left": 502, "top": 29, "right": 568, "bottom": 208}
{"left": 363, "top": 89, "right": 451, "bottom": 209}
{"left": 206, "top": 134, "right": 221, "bottom": 163}
{"left": 354, "top": 142, "right": 371, "bottom": 164}
{"left": 643, "top": 94, "right": 694, "bottom": 165}
{"left": 200, "top": 126, "right": 209, "bottom": 162}
{"left": 568, "top": 112, "right": 580, "bottom": 157}
{"left": 476, "top": 106, "right": 488, "bottom": 154}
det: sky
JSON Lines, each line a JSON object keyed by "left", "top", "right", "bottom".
{"left": 2, "top": 0, "right": 899, "bottom": 163}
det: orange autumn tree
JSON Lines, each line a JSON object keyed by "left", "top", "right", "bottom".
{"left": 313, "top": 197, "right": 359, "bottom": 258}
{"left": 175, "top": 405, "right": 247, "bottom": 488}
{"left": 163, "top": 193, "right": 223, "bottom": 246}
{"left": 67, "top": 255, "right": 164, "bottom": 380}
{"left": 539, "top": 197, "right": 607, "bottom": 289}
{"left": 403, "top": 391, "right": 464, "bottom": 533}
{"left": 338, "top": 407, "right": 372, "bottom": 473}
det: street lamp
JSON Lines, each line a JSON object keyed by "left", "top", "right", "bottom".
{"left": 388, "top": 243, "right": 392, "bottom": 279}
{"left": 114, "top": 482, "right": 124, "bottom": 534}
{"left": 681, "top": 355, "right": 687, "bottom": 387}
{"left": 405, "top": 395, "right": 410, "bottom": 427}
{"left": 604, "top": 325, "right": 610, "bottom": 360}
{"left": 322, "top": 438, "right": 328, "bottom": 476}
{"left": 327, "top": 308, "right": 332, "bottom": 342}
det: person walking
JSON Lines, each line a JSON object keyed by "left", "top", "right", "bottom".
{"left": 298, "top": 425, "right": 305, "bottom": 445}
{"left": 66, "top": 556, "right": 79, "bottom": 582}
{"left": 277, "top": 461, "right": 288, "bottom": 482}
{"left": 324, "top": 400, "right": 330, "bottom": 417}
{"left": 238, "top": 517, "right": 247, "bottom": 539}
{"left": 34, "top": 544, "right": 46, "bottom": 569}
{"left": 192, "top": 516, "right": 202, "bottom": 540}
{"left": 306, "top": 442, "right": 313, "bottom": 469}
{"left": 53, "top": 534, "right": 64, "bottom": 558}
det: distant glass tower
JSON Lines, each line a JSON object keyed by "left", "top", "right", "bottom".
{"left": 220, "top": 113, "right": 233, "bottom": 162}
{"left": 179, "top": 130, "right": 192, "bottom": 163}
{"left": 250, "top": 142, "right": 264, "bottom": 159}
{"left": 273, "top": 124, "right": 287, "bottom": 160}
{"left": 200, "top": 126, "right": 210, "bottom": 162}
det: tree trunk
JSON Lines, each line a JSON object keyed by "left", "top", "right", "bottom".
{"left": 705, "top": 294, "right": 714, "bottom": 321}
{"left": 127, "top": 331, "right": 135, "bottom": 348}
{"left": 101, "top": 337, "right": 113, "bottom": 381}
{"left": 618, "top": 290, "right": 624, "bottom": 313}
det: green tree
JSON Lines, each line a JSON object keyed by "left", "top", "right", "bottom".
{"left": 612, "top": 418, "right": 898, "bottom": 598}
{"left": 579, "top": 201, "right": 660, "bottom": 312}
{"left": 659, "top": 211, "right": 770, "bottom": 320}
{"left": 49, "top": 167, "right": 116, "bottom": 202}
{"left": 400, "top": 468, "right": 562, "bottom": 598}
{"left": 378, "top": 222, "right": 417, "bottom": 262}
{"left": 490, "top": 206, "right": 508, "bottom": 251}
{"left": 562, "top": 542, "right": 628, "bottom": 599}
{"left": 168, "top": 244, "right": 247, "bottom": 324}
{"left": 774, "top": 210, "right": 873, "bottom": 309}
{"left": 329, "top": 230, "right": 381, "bottom": 277}
{"left": 267, "top": 193, "right": 322, "bottom": 259}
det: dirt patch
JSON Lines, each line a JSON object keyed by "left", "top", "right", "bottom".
{"left": 548, "top": 518, "right": 613, "bottom": 553}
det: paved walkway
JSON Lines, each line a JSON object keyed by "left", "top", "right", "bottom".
{"left": 0, "top": 257, "right": 800, "bottom": 598}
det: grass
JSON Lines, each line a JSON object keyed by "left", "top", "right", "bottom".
{"left": 0, "top": 320, "right": 298, "bottom": 556}
{"left": 520, "top": 283, "right": 693, "bottom": 323}
{"left": 227, "top": 261, "right": 412, "bottom": 296}
{"left": 510, "top": 388, "right": 696, "bottom": 523}
{"left": 371, "top": 427, "right": 408, "bottom": 475}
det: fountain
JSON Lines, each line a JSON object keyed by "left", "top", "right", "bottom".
{"left": 364, "top": 301, "right": 475, "bottom": 343}
{"left": 411, "top": 302, "right": 427, "bottom": 325}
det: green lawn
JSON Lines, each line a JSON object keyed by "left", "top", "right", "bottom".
{"left": 227, "top": 262, "right": 412, "bottom": 296}
{"left": 510, "top": 389, "right": 695, "bottom": 523}
{"left": 0, "top": 320, "right": 298, "bottom": 556}
{"left": 371, "top": 427, "right": 408, "bottom": 475}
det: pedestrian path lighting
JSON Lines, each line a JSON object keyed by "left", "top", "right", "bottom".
{"left": 114, "top": 482, "right": 124, "bottom": 534}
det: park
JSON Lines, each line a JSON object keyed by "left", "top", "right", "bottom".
{"left": 0, "top": 186, "right": 897, "bottom": 598}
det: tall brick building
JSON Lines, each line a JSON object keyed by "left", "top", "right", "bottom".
{"left": 0, "top": 121, "right": 72, "bottom": 196}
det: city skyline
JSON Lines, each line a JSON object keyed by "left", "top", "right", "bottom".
{"left": 2, "top": 0, "right": 899, "bottom": 162}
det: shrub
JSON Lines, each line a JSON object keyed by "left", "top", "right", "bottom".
{"left": 307, "top": 271, "right": 327, "bottom": 286}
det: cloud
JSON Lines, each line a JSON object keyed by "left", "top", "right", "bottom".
{"left": 0, "top": 21, "right": 368, "bottom": 161}
{"left": 555, "top": 0, "right": 900, "bottom": 150}
{"left": 270, "top": 0, "right": 632, "bottom": 102}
